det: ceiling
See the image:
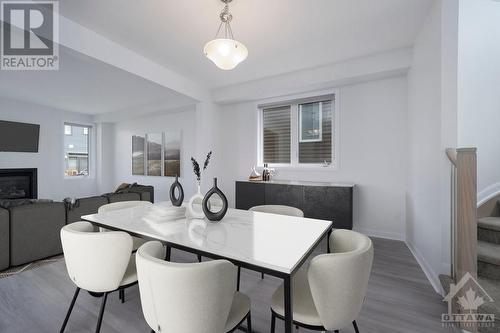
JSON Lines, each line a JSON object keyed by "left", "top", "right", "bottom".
{"left": 0, "top": 46, "right": 196, "bottom": 115}
{"left": 60, "top": 0, "right": 435, "bottom": 89}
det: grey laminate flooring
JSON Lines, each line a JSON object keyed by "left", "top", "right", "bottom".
{"left": 0, "top": 237, "right": 452, "bottom": 333}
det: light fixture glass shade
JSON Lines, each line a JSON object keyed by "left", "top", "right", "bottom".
{"left": 203, "top": 38, "right": 248, "bottom": 70}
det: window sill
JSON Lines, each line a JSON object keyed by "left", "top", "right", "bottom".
{"left": 257, "top": 165, "right": 338, "bottom": 172}
{"left": 64, "top": 175, "right": 93, "bottom": 180}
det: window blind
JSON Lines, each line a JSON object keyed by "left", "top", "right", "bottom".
{"left": 262, "top": 105, "right": 291, "bottom": 164}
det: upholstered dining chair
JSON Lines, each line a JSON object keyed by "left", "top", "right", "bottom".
{"left": 270, "top": 229, "right": 373, "bottom": 333}
{"left": 248, "top": 205, "right": 304, "bottom": 281}
{"left": 60, "top": 222, "right": 138, "bottom": 333}
{"left": 98, "top": 200, "right": 152, "bottom": 302}
{"left": 136, "top": 241, "right": 252, "bottom": 333}
{"left": 98, "top": 200, "right": 152, "bottom": 251}
{"left": 249, "top": 204, "right": 304, "bottom": 217}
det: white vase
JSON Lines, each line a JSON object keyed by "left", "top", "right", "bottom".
{"left": 187, "top": 184, "right": 206, "bottom": 219}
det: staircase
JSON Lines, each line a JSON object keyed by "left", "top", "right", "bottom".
{"left": 477, "top": 212, "right": 500, "bottom": 333}
{"left": 478, "top": 214, "right": 500, "bottom": 280}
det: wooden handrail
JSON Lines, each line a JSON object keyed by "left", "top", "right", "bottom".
{"left": 446, "top": 148, "right": 457, "bottom": 167}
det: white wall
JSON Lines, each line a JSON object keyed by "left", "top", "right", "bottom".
{"left": 110, "top": 108, "right": 198, "bottom": 202}
{"left": 0, "top": 97, "right": 98, "bottom": 200}
{"left": 458, "top": 0, "right": 500, "bottom": 204}
{"left": 406, "top": 0, "right": 459, "bottom": 292}
{"left": 216, "top": 76, "right": 408, "bottom": 240}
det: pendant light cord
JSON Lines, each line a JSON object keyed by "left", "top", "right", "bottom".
{"left": 213, "top": 3, "right": 235, "bottom": 40}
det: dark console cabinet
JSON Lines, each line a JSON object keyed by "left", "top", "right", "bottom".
{"left": 235, "top": 180, "right": 354, "bottom": 229}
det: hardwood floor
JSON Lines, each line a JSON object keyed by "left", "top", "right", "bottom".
{"left": 0, "top": 237, "right": 451, "bottom": 333}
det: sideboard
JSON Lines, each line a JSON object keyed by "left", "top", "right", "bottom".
{"left": 235, "top": 180, "right": 354, "bottom": 229}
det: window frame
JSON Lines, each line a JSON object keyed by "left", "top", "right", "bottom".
{"left": 257, "top": 89, "right": 340, "bottom": 170}
{"left": 63, "top": 122, "right": 93, "bottom": 178}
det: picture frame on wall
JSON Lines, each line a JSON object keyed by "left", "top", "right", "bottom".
{"left": 132, "top": 131, "right": 181, "bottom": 177}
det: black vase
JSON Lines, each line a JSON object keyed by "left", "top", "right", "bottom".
{"left": 169, "top": 175, "right": 184, "bottom": 207}
{"left": 202, "top": 178, "right": 228, "bottom": 222}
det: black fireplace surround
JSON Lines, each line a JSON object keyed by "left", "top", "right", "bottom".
{"left": 0, "top": 168, "right": 37, "bottom": 200}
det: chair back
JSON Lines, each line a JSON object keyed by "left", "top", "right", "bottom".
{"left": 308, "top": 229, "right": 373, "bottom": 330}
{"left": 60, "top": 221, "right": 133, "bottom": 292}
{"left": 249, "top": 205, "right": 304, "bottom": 217}
{"left": 136, "top": 241, "right": 237, "bottom": 333}
{"left": 98, "top": 200, "right": 152, "bottom": 213}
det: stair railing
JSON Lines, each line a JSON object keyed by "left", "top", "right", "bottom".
{"left": 446, "top": 147, "right": 477, "bottom": 282}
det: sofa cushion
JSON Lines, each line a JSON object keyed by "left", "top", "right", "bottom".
{"left": 0, "top": 208, "right": 9, "bottom": 271}
{"left": 66, "top": 196, "right": 109, "bottom": 223}
{"left": 9, "top": 202, "right": 66, "bottom": 266}
{"left": 105, "top": 192, "right": 141, "bottom": 203}
{"left": 0, "top": 199, "right": 52, "bottom": 209}
{"left": 112, "top": 183, "right": 154, "bottom": 203}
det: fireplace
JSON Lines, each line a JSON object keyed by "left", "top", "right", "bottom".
{"left": 0, "top": 168, "right": 37, "bottom": 199}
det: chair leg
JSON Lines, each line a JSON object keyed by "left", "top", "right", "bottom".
{"left": 237, "top": 266, "right": 241, "bottom": 291}
{"left": 270, "top": 311, "right": 276, "bottom": 333}
{"left": 119, "top": 289, "right": 125, "bottom": 303}
{"left": 197, "top": 254, "right": 202, "bottom": 262}
{"left": 165, "top": 246, "right": 171, "bottom": 261}
{"left": 261, "top": 272, "right": 265, "bottom": 279}
{"left": 60, "top": 287, "right": 80, "bottom": 333}
{"left": 95, "top": 292, "right": 109, "bottom": 333}
{"left": 246, "top": 312, "right": 252, "bottom": 333}
{"left": 334, "top": 330, "right": 339, "bottom": 333}
{"left": 353, "top": 320, "right": 359, "bottom": 333}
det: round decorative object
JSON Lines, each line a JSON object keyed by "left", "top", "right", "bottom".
{"left": 187, "top": 185, "right": 206, "bottom": 219}
{"left": 169, "top": 175, "right": 184, "bottom": 207}
{"left": 202, "top": 178, "right": 228, "bottom": 222}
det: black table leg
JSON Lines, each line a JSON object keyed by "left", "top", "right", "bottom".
{"left": 283, "top": 275, "right": 293, "bottom": 333}
{"left": 165, "top": 245, "right": 171, "bottom": 261}
{"left": 327, "top": 228, "right": 332, "bottom": 253}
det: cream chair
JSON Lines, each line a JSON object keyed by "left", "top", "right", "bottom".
{"left": 249, "top": 204, "right": 304, "bottom": 217}
{"left": 98, "top": 201, "right": 152, "bottom": 251}
{"left": 136, "top": 241, "right": 252, "bottom": 333}
{"left": 98, "top": 201, "right": 152, "bottom": 302}
{"left": 270, "top": 229, "right": 373, "bottom": 333}
{"left": 248, "top": 205, "right": 304, "bottom": 281}
{"left": 60, "top": 222, "right": 138, "bottom": 333}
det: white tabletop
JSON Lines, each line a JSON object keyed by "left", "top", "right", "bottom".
{"left": 82, "top": 202, "right": 332, "bottom": 275}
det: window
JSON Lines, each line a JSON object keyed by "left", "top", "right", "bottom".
{"left": 64, "top": 125, "right": 72, "bottom": 135}
{"left": 64, "top": 124, "right": 90, "bottom": 176}
{"left": 259, "top": 94, "right": 336, "bottom": 167}
{"left": 299, "top": 102, "right": 322, "bottom": 142}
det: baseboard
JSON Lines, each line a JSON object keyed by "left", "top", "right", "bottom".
{"left": 405, "top": 240, "right": 443, "bottom": 294}
{"left": 355, "top": 227, "right": 405, "bottom": 241}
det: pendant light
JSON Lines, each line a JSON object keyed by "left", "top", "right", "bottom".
{"left": 203, "top": 0, "right": 248, "bottom": 70}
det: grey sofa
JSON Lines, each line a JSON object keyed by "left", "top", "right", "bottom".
{"left": 107, "top": 192, "right": 141, "bottom": 203}
{"left": 10, "top": 202, "right": 66, "bottom": 266}
{"left": 66, "top": 196, "right": 109, "bottom": 224}
{"left": 0, "top": 208, "right": 9, "bottom": 271}
{"left": 0, "top": 184, "right": 154, "bottom": 270}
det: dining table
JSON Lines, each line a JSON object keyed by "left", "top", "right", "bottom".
{"left": 82, "top": 202, "right": 333, "bottom": 333}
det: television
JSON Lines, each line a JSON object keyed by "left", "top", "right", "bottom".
{"left": 0, "top": 120, "right": 40, "bottom": 152}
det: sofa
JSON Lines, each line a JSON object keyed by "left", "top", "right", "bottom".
{"left": 10, "top": 202, "right": 66, "bottom": 266}
{"left": 0, "top": 184, "right": 154, "bottom": 270}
